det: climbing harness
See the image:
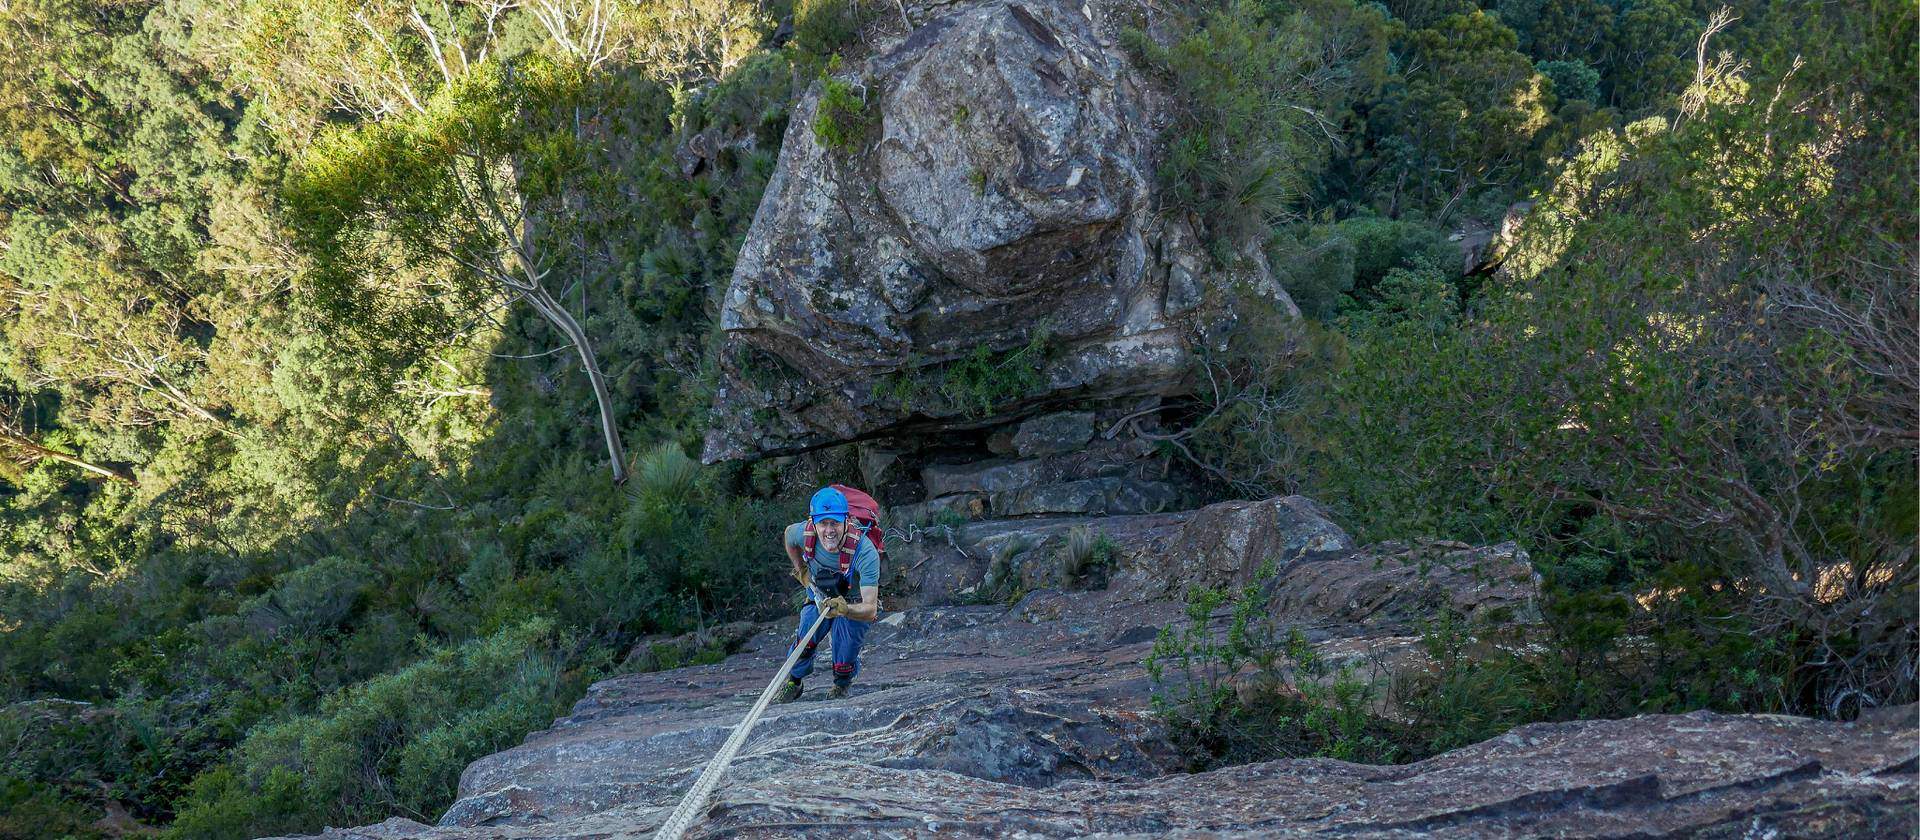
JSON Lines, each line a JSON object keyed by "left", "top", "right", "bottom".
{"left": 650, "top": 590, "right": 832, "bottom": 840}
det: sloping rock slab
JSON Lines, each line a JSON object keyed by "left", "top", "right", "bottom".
{"left": 430, "top": 598, "right": 1186, "bottom": 829}
{"left": 267, "top": 709, "right": 1914, "bottom": 839}
{"left": 259, "top": 497, "right": 1909, "bottom": 839}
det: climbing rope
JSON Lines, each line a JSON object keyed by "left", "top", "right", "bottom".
{"left": 652, "top": 602, "right": 830, "bottom": 840}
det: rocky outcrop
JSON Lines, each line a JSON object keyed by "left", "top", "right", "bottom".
{"left": 702, "top": 0, "right": 1294, "bottom": 462}
{"left": 887, "top": 495, "right": 1448, "bottom": 611}
{"left": 1264, "top": 539, "right": 1542, "bottom": 628}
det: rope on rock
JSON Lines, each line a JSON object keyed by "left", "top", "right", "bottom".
{"left": 652, "top": 606, "right": 829, "bottom": 840}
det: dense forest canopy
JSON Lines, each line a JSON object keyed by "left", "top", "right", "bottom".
{"left": 0, "top": 0, "right": 1911, "bottom": 835}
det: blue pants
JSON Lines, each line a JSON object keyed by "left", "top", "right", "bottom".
{"left": 789, "top": 602, "right": 870, "bottom": 684}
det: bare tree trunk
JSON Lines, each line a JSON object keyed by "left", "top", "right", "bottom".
{"left": 0, "top": 431, "right": 137, "bottom": 485}
{"left": 459, "top": 151, "right": 632, "bottom": 485}
{"left": 521, "top": 283, "right": 629, "bottom": 484}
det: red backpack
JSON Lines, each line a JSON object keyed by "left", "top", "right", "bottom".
{"left": 803, "top": 483, "right": 887, "bottom": 577}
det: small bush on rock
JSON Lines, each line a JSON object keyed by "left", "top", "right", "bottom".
{"left": 813, "top": 60, "right": 875, "bottom": 153}
{"left": 1145, "top": 560, "right": 1406, "bottom": 768}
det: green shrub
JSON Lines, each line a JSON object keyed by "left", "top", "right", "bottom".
{"left": 168, "top": 619, "right": 574, "bottom": 833}
{"left": 693, "top": 50, "right": 794, "bottom": 147}
{"left": 1267, "top": 227, "right": 1356, "bottom": 319}
{"left": 1334, "top": 261, "right": 1459, "bottom": 334}
{"left": 1338, "top": 216, "right": 1458, "bottom": 295}
{"left": 1394, "top": 611, "right": 1545, "bottom": 753}
{"left": 635, "top": 442, "right": 701, "bottom": 507}
{"left": 812, "top": 65, "right": 874, "bottom": 153}
{"left": 241, "top": 556, "right": 375, "bottom": 637}
{"left": 0, "top": 702, "right": 128, "bottom": 838}
{"left": 615, "top": 490, "right": 792, "bottom": 626}
{"left": 1122, "top": 0, "right": 1391, "bottom": 242}
{"left": 1142, "top": 577, "right": 1264, "bottom": 763}
{"left": 1144, "top": 560, "right": 1406, "bottom": 767}
{"left": 936, "top": 330, "right": 1050, "bottom": 417}
{"left": 1178, "top": 298, "right": 1333, "bottom": 501}
{"left": 843, "top": 335, "right": 1042, "bottom": 420}
{"left": 562, "top": 545, "right": 668, "bottom": 639}
{"left": 1271, "top": 216, "right": 1458, "bottom": 320}
{"left": 793, "top": 0, "right": 877, "bottom": 62}
{"left": 0, "top": 775, "right": 105, "bottom": 840}
{"left": 162, "top": 765, "right": 311, "bottom": 840}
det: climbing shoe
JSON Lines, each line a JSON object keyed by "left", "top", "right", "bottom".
{"left": 827, "top": 682, "right": 850, "bottom": 700}
{"left": 774, "top": 678, "right": 803, "bottom": 703}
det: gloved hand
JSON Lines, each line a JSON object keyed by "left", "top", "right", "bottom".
{"left": 791, "top": 566, "right": 810, "bottom": 590}
{"left": 813, "top": 567, "right": 850, "bottom": 598}
{"left": 821, "top": 596, "right": 851, "bottom": 618}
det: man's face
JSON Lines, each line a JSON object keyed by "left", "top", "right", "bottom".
{"left": 815, "top": 516, "right": 845, "bottom": 549}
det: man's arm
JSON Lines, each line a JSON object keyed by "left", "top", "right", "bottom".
{"left": 837, "top": 537, "right": 881, "bottom": 620}
{"left": 783, "top": 525, "right": 807, "bottom": 588}
{"left": 842, "top": 585, "right": 881, "bottom": 621}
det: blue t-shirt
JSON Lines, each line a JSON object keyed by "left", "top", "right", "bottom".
{"left": 786, "top": 521, "right": 881, "bottom": 596}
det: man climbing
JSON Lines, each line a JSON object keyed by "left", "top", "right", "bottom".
{"left": 775, "top": 485, "right": 883, "bottom": 702}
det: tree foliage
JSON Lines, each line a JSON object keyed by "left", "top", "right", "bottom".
{"left": 1, "top": 0, "right": 795, "bottom": 832}
{"left": 1197, "top": 0, "right": 1917, "bottom": 720}
{"left": 1124, "top": 0, "right": 1392, "bottom": 241}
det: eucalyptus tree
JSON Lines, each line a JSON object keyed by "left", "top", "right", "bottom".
{"left": 285, "top": 56, "right": 636, "bottom": 482}
{"left": 231, "top": 0, "right": 772, "bottom": 484}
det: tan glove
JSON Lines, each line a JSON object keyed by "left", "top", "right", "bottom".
{"left": 792, "top": 566, "right": 810, "bottom": 590}
{"left": 821, "top": 596, "right": 851, "bottom": 618}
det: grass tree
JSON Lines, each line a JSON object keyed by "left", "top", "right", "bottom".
{"left": 285, "top": 57, "right": 632, "bottom": 482}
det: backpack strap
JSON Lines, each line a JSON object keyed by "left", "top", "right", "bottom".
{"left": 803, "top": 521, "right": 861, "bottom": 577}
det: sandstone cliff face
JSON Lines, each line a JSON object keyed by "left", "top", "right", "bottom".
{"left": 702, "top": 0, "right": 1293, "bottom": 462}
{"left": 265, "top": 497, "right": 1917, "bottom": 839}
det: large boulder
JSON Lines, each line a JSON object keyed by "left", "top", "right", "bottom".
{"left": 885, "top": 495, "right": 1520, "bottom": 618}
{"left": 1010, "top": 411, "right": 1096, "bottom": 457}
{"left": 703, "top": 0, "right": 1293, "bottom": 462}
{"left": 1105, "top": 495, "right": 1358, "bottom": 602}
{"left": 1265, "top": 539, "right": 1543, "bottom": 628}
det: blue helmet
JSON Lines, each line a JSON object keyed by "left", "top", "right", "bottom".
{"left": 809, "top": 486, "right": 849, "bottom": 523}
